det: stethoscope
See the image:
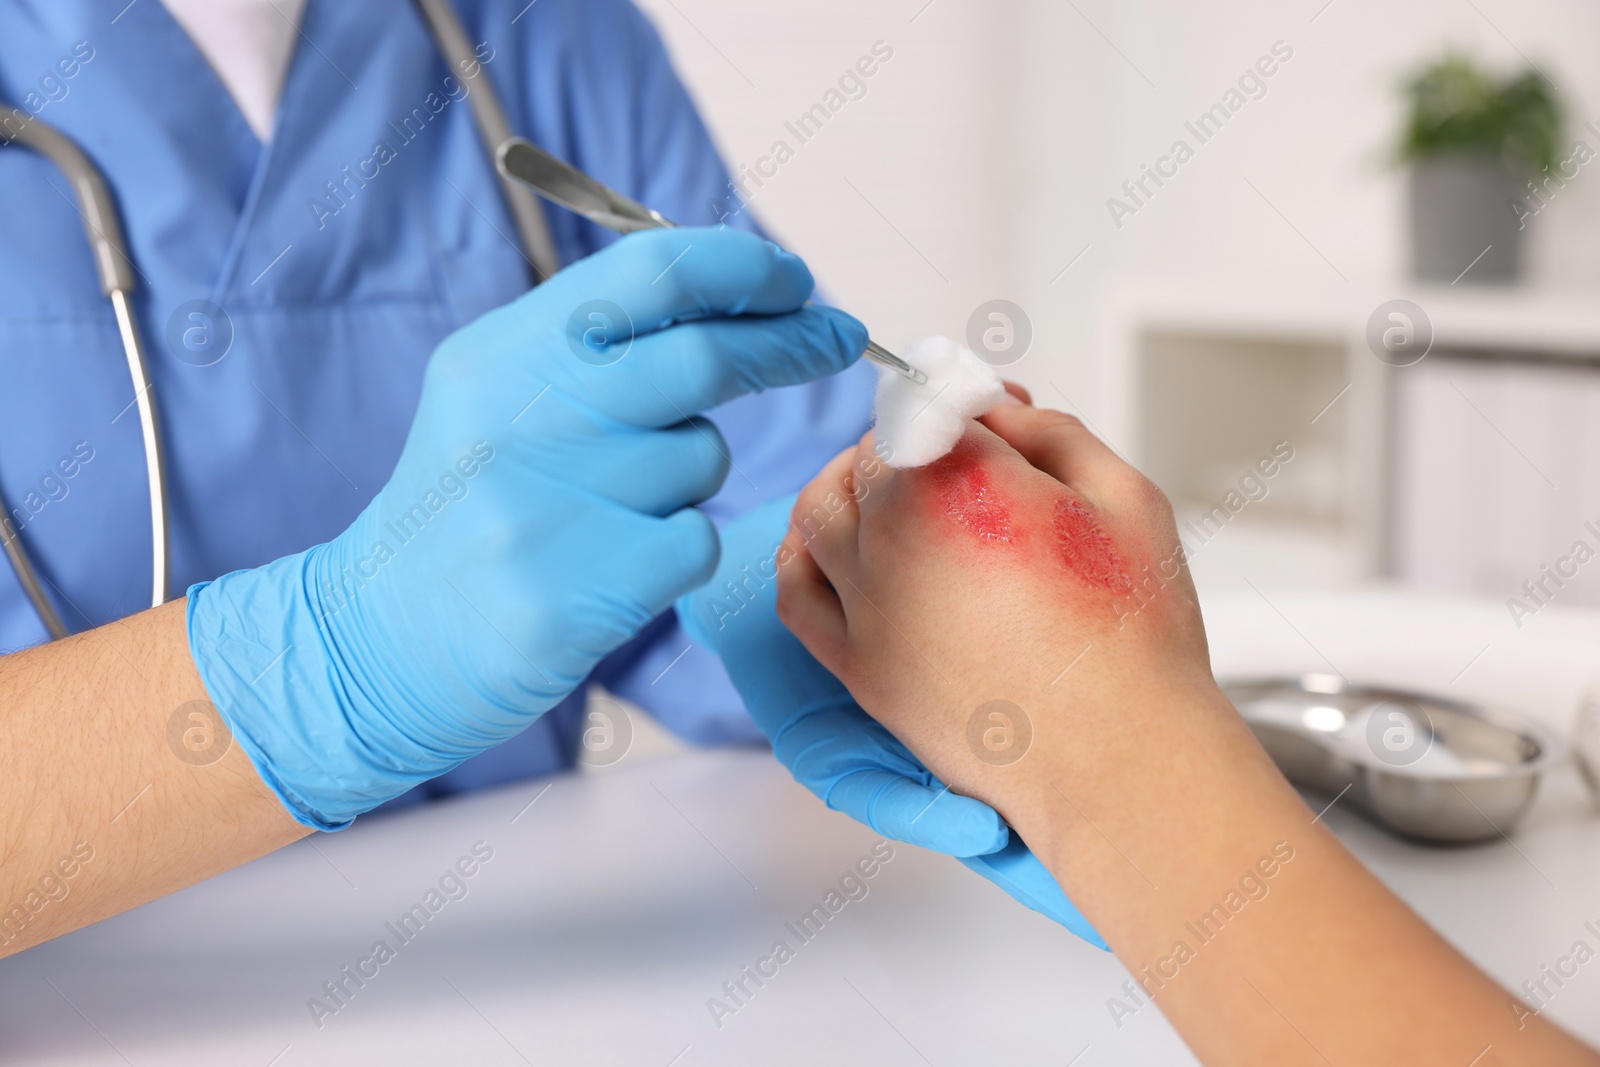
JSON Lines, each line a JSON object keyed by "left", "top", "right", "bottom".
{"left": 0, "top": 0, "right": 560, "bottom": 641}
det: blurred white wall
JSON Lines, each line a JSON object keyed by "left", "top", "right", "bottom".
{"left": 637, "top": 0, "right": 1600, "bottom": 599}
{"left": 632, "top": 0, "right": 1024, "bottom": 353}
{"left": 638, "top": 0, "right": 1600, "bottom": 423}
{"left": 1093, "top": 0, "right": 1600, "bottom": 290}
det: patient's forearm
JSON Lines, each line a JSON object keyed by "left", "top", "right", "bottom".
{"left": 1012, "top": 683, "right": 1596, "bottom": 1067}
{"left": 0, "top": 600, "right": 307, "bottom": 957}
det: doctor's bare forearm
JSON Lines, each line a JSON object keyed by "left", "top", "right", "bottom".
{"left": 0, "top": 600, "right": 308, "bottom": 957}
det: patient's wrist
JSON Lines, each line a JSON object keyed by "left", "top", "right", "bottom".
{"left": 999, "top": 682, "right": 1297, "bottom": 894}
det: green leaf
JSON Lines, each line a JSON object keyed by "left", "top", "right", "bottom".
{"left": 1397, "top": 53, "right": 1561, "bottom": 175}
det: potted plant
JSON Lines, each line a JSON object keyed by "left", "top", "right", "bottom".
{"left": 1398, "top": 54, "right": 1560, "bottom": 283}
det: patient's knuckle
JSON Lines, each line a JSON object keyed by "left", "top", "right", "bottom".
{"left": 1035, "top": 418, "right": 1083, "bottom": 459}
{"left": 1120, "top": 468, "right": 1169, "bottom": 509}
{"left": 792, "top": 479, "right": 825, "bottom": 521}
{"left": 1045, "top": 410, "right": 1087, "bottom": 433}
{"left": 774, "top": 568, "right": 804, "bottom": 624}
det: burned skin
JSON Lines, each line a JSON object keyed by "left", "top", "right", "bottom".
{"left": 926, "top": 442, "right": 1135, "bottom": 599}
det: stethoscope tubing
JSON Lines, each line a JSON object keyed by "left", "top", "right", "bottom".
{"left": 0, "top": 0, "right": 557, "bottom": 640}
{"left": 0, "top": 108, "right": 160, "bottom": 640}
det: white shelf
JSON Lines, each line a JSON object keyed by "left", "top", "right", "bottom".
{"left": 1118, "top": 281, "right": 1600, "bottom": 359}
{"left": 1115, "top": 278, "right": 1600, "bottom": 595}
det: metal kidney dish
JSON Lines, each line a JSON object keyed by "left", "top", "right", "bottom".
{"left": 1221, "top": 674, "right": 1567, "bottom": 844}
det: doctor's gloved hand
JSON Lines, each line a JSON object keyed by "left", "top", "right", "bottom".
{"left": 185, "top": 228, "right": 866, "bottom": 830}
{"left": 675, "top": 494, "right": 1106, "bottom": 948}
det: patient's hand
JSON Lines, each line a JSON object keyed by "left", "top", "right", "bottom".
{"left": 780, "top": 401, "right": 1600, "bottom": 1067}
{"left": 776, "top": 400, "right": 1214, "bottom": 828}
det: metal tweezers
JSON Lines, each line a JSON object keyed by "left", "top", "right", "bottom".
{"left": 496, "top": 138, "right": 928, "bottom": 385}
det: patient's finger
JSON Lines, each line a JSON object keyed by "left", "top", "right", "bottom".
{"left": 774, "top": 530, "right": 848, "bottom": 675}
{"left": 979, "top": 402, "right": 1132, "bottom": 497}
{"left": 789, "top": 445, "right": 864, "bottom": 575}
{"left": 851, "top": 429, "right": 896, "bottom": 490}
{"left": 1001, "top": 380, "right": 1032, "bottom": 405}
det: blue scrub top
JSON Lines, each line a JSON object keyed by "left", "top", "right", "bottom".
{"left": 0, "top": 0, "right": 872, "bottom": 811}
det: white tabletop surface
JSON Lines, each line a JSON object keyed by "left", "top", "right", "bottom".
{"left": 3, "top": 587, "right": 1599, "bottom": 1066}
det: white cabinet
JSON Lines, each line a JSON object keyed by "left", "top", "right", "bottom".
{"left": 1116, "top": 284, "right": 1600, "bottom": 602}
{"left": 1393, "top": 354, "right": 1600, "bottom": 611}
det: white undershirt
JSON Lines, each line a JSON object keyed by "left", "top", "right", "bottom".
{"left": 160, "top": 0, "right": 309, "bottom": 142}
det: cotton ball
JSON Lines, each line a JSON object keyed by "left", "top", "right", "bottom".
{"left": 872, "top": 336, "right": 1007, "bottom": 468}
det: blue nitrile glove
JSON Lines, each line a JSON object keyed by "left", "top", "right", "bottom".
{"left": 186, "top": 228, "right": 866, "bottom": 831}
{"left": 675, "top": 496, "right": 1106, "bottom": 949}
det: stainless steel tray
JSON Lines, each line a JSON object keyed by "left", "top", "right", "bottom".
{"left": 1221, "top": 674, "right": 1567, "bottom": 844}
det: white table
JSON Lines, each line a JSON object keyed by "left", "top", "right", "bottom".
{"left": 4, "top": 588, "right": 1599, "bottom": 1065}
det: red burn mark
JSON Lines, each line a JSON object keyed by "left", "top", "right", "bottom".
{"left": 931, "top": 444, "right": 1014, "bottom": 542}
{"left": 1052, "top": 498, "right": 1132, "bottom": 593}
